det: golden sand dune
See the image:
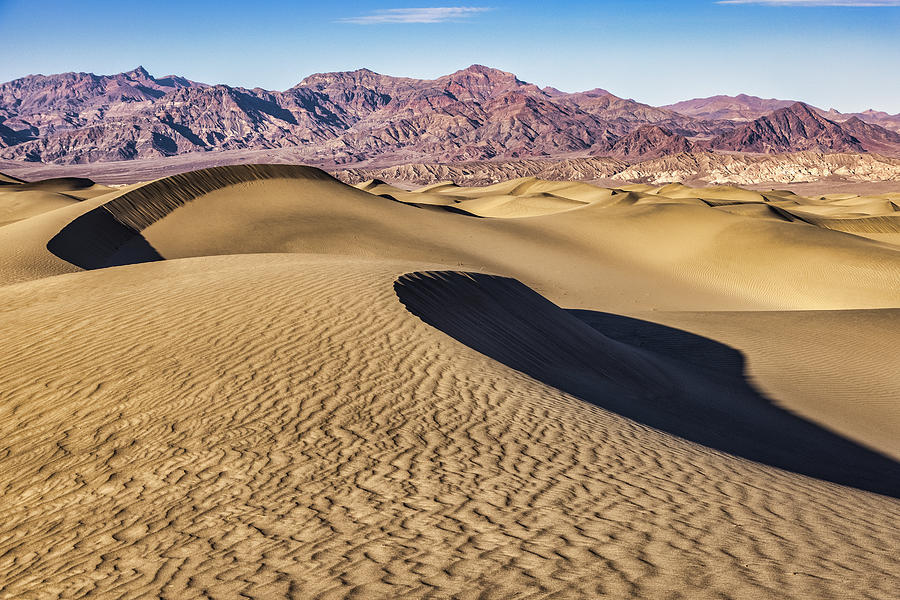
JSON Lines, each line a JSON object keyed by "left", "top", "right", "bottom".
{"left": 1, "top": 165, "right": 899, "bottom": 598}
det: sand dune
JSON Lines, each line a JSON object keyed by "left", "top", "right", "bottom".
{"left": 7, "top": 164, "right": 891, "bottom": 310}
{"left": 0, "top": 175, "right": 112, "bottom": 226}
{"left": 397, "top": 272, "right": 898, "bottom": 491}
{"left": 1, "top": 165, "right": 898, "bottom": 598}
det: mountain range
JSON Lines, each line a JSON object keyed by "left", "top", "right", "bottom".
{"left": 2, "top": 65, "right": 900, "bottom": 167}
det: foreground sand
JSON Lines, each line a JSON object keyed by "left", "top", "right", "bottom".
{"left": 0, "top": 166, "right": 898, "bottom": 598}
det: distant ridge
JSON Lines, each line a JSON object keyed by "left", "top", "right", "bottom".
{"left": 665, "top": 94, "right": 900, "bottom": 133}
{"left": 663, "top": 94, "right": 796, "bottom": 122}
{"left": 1, "top": 66, "right": 899, "bottom": 166}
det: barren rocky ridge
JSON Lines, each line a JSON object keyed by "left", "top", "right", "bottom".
{"left": 2, "top": 65, "right": 900, "bottom": 169}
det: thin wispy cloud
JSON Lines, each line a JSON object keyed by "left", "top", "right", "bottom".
{"left": 717, "top": 0, "right": 900, "bottom": 5}
{"left": 339, "top": 7, "right": 492, "bottom": 25}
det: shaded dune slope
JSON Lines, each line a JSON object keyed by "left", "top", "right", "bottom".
{"left": 638, "top": 308, "right": 900, "bottom": 459}
{"left": 395, "top": 271, "right": 900, "bottom": 497}
{"left": 14, "top": 177, "right": 98, "bottom": 194}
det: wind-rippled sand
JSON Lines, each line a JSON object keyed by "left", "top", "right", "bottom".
{"left": 0, "top": 166, "right": 898, "bottom": 599}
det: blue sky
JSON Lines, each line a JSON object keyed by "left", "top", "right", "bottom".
{"left": 0, "top": 0, "right": 897, "bottom": 112}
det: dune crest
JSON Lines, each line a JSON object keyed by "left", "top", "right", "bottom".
{"left": 102, "top": 163, "right": 337, "bottom": 231}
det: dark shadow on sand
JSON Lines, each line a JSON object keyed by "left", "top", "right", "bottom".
{"left": 47, "top": 206, "right": 163, "bottom": 270}
{"left": 395, "top": 271, "right": 900, "bottom": 498}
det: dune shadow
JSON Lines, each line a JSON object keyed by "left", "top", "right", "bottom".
{"left": 47, "top": 206, "right": 163, "bottom": 269}
{"left": 17, "top": 177, "right": 97, "bottom": 192}
{"left": 375, "top": 193, "right": 484, "bottom": 218}
{"left": 395, "top": 271, "right": 900, "bottom": 498}
{"left": 567, "top": 310, "right": 747, "bottom": 380}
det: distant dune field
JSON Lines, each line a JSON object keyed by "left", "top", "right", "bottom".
{"left": 0, "top": 165, "right": 898, "bottom": 599}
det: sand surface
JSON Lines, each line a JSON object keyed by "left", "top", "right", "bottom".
{"left": 0, "top": 166, "right": 898, "bottom": 598}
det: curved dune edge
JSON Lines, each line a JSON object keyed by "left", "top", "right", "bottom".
{"left": 790, "top": 213, "right": 900, "bottom": 234}
{"left": 101, "top": 164, "right": 337, "bottom": 231}
{"left": 45, "top": 164, "right": 338, "bottom": 270}
{"left": 0, "top": 254, "right": 898, "bottom": 599}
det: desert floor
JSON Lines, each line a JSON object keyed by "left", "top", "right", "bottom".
{"left": 1, "top": 164, "right": 898, "bottom": 599}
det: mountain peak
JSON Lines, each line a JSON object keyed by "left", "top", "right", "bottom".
{"left": 460, "top": 64, "right": 508, "bottom": 76}
{"left": 445, "top": 64, "right": 523, "bottom": 84}
{"left": 782, "top": 101, "right": 819, "bottom": 117}
{"left": 709, "top": 100, "right": 870, "bottom": 154}
{"left": 434, "top": 65, "right": 533, "bottom": 100}
{"left": 295, "top": 67, "right": 390, "bottom": 89}
{"left": 663, "top": 94, "right": 797, "bottom": 121}
{"left": 579, "top": 87, "right": 613, "bottom": 98}
{"left": 788, "top": 100, "right": 810, "bottom": 109}
{"left": 124, "top": 66, "right": 151, "bottom": 80}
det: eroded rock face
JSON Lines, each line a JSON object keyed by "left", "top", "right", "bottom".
{"left": 610, "top": 151, "right": 900, "bottom": 185}
{"left": 606, "top": 125, "right": 694, "bottom": 161}
{"left": 334, "top": 152, "right": 900, "bottom": 187}
{"left": 2, "top": 67, "right": 899, "bottom": 166}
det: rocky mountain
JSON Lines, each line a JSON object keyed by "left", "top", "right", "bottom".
{"left": 0, "top": 67, "right": 204, "bottom": 142}
{"left": 1, "top": 66, "right": 899, "bottom": 166}
{"left": 666, "top": 94, "right": 900, "bottom": 134}
{"left": 0, "top": 65, "right": 728, "bottom": 165}
{"left": 837, "top": 116, "right": 900, "bottom": 153}
{"left": 706, "top": 102, "right": 900, "bottom": 155}
{"left": 334, "top": 156, "right": 627, "bottom": 187}
{"left": 663, "top": 94, "right": 796, "bottom": 122}
{"left": 549, "top": 88, "right": 723, "bottom": 136}
{"left": 610, "top": 151, "right": 900, "bottom": 186}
